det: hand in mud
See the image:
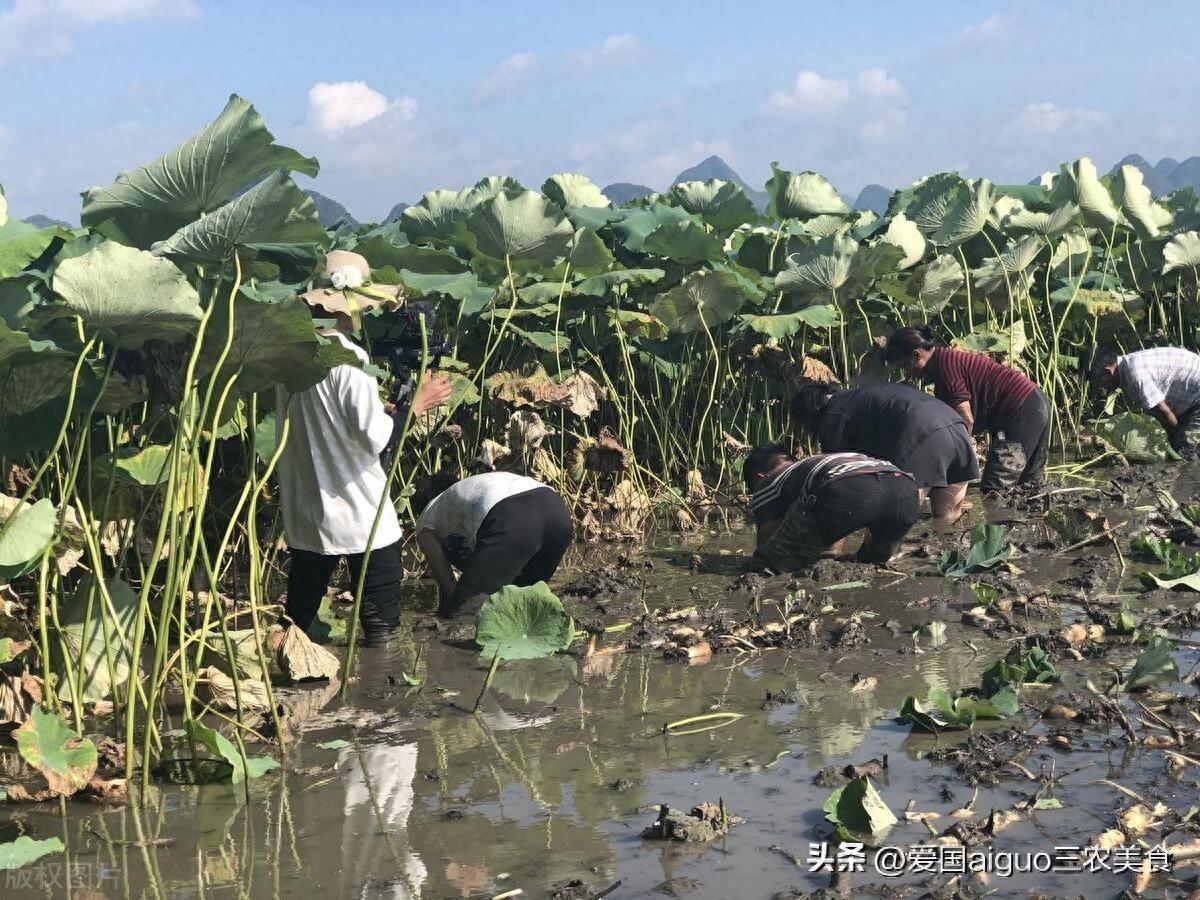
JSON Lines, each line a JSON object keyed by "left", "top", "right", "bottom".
{"left": 412, "top": 373, "right": 452, "bottom": 415}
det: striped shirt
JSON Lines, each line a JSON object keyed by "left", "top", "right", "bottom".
{"left": 748, "top": 453, "right": 907, "bottom": 525}
{"left": 927, "top": 347, "right": 1036, "bottom": 431}
{"left": 1118, "top": 348, "right": 1200, "bottom": 414}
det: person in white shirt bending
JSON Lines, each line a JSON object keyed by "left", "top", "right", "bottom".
{"left": 415, "top": 472, "right": 573, "bottom": 618}
{"left": 1087, "top": 346, "right": 1200, "bottom": 450}
{"left": 277, "top": 251, "right": 451, "bottom": 644}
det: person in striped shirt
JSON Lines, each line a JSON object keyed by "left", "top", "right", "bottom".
{"left": 1087, "top": 346, "right": 1200, "bottom": 449}
{"left": 886, "top": 325, "right": 1050, "bottom": 494}
{"left": 743, "top": 443, "right": 919, "bottom": 572}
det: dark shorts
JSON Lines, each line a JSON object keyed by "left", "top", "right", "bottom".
{"left": 443, "top": 487, "right": 574, "bottom": 618}
{"left": 982, "top": 388, "right": 1051, "bottom": 493}
{"left": 895, "top": 422, "right": 980, "bottom": 489}
{"left": 756, "top": 472, "right": 920, "bottom": 571}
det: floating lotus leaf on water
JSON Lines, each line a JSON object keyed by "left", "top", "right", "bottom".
{"left": 1110, "top": 165, "right": 1172, "bottom": 239}
{"left": 938, "top": 524, "right": 1012, "bottom": 577}
{"left": 466, "top": 190, "right": 575, "bottom": 266}
{"left": 0, "top": 836, "right": 65, "bottom": 870}
{"left": 932, "top": 178, "right": 995, "bottom": 247}
{"left": 55, "top": 576, "right": 139, "bottom": 702}
{"left": 980, "top": 644, "right": 1059, "bottom": 695}
{"left": 649, "top": 269, "right": 754, "bottom": 333}
{"left": 0, "top": 497, "right": 56, "bottom": 583}
{"left": 152, "top": 170, "right": 328, "bottom": 265}
{"left": 541, "top": 173, "right": 610, "bottom": 210}
{"left": 492, "top": 655, "right": 578, "bottom": 705}
{"left": 50, "top": 241, "right": 203, "bottom": 349}
{"left": 1163, "top": 231, "right": 1200, "bottom": 275}
{"left": 1125, "top": 636, "right": 1179, "bottom": 690}
{"left": 182, "top": 718, "right": 279, "bottom": 784}
{"left": 643, "top": 219, "right": 724, "bottom": 264}
{"left": 738, "top": 305, "right": 840, "bottom": 340}
{"left": 1048, "top": 157, "right": 1120, "bottom": 228}
{"left": 475, "top": 582, "right": 574, "bottom": 661}
{"left": 765, "top": 163, "right": 849, "bottom": 218}
{"left": 81, "top": 94, "right": 318, "bottom": 249}
{"left": 669, "top": 180, "right": 757, "bottom": 231}
{"left": 897, "top": 686, "right": 1019, "bottom": 732}
{"left": 823, "top": 775, "right": 897, "bottom": 839}
{"left": 1096, "top": 412, "right": 1180, "bottom": 463}
{"left": 15, "top": 706, "right": 98, "bottom": 796}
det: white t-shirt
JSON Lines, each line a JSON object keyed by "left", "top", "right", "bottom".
{"left": 275, "top": 332, "right": 402, "bottom": 555}
{"left": 1118, "top": 347, "right": 1200, "bottom": 413}
{"left": 416, "top": 472, "right": 547, "bottom": 559}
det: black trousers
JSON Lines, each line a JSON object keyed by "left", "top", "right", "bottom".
{"left": 443, "top": 487, "right": 574, "bottom": 618}
{"left": 982, "top": 388, "right": 1051, "bottom": 493}
{"left": 286, "top": 540, "right": 403, "bottom": 640}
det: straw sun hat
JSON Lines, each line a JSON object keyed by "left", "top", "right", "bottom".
{"left": 299, "top": 250, "right": 403, "bottom": 322}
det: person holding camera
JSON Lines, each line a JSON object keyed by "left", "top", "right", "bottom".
{"left": 277, "top": 250, "right": 451, "bottom": 645}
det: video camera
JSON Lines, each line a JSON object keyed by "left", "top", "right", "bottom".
{"left": 370, "top": 301, "right": 452, "bottom": 406}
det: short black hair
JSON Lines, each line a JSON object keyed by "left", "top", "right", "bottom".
{"left": 885, "top": 325, "right": 937, "bottom": 363}
{"left": 789, "top": 380, "right": 839, "bottom": 433}
{"left": 743, "top": 443, "right": 793, "bottom": 491}
{"left": 1081, "top": 347, "right": 1119, "bottom": 381}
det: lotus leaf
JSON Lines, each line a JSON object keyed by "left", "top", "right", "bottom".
{"left": 878, "top": 213, "right": 926, "bottom": 269}
{"left": 15, "top": 706, "right": 98, "bottom": 795}
{"left": 938, "top": 524, "right": 1012, "bottom": 577}
{"left": 475, "top": 582, "right": 574, "bottom": 661}
{"left": 1096, "top": 412, "right": 1180, "bottom": 463}
{"left": 1163, "top": 231, "right": 1200, "bottom": 275}
{"left": 1125, "top": 636, "right": 1179, "bottom": 691}
{"left": 932, "top": 178, "right": 995, "bottom": 246}
{"left": 183, "top": 718, "right": 279, "bottom": 784}
{"left": 0, "top": 219, "right": 69, "bottom": 279}
{"left": 1049, "top": 157, "right": 1120, "bottom": 228}
{"left": 823, "top": 775, "right": 897, "bottom": 838}
{"left": 643, "top": 219, "right": 724, "bottom": 263}
{"left": 0, "top": 836, "right": 66, "bottom": 870}
{"left": 542, "top": 173, "right": 610, "bottom": 210}
{"left": 669, "top": 180, "right": 756, "bottom": 231}
{"left": 738, "top": 305, "right": 839, "bottom": 339}
{"left": 0, "top": 498, "right": 57, "bottom": 583}
{"left": 55, "top": 577, "right": 139, "bottom": 701}
{"left": 1110, "top": 165, "right": 1171, "bottom": 239}
{"left": 649, "top": 269, "right": 753, "bottom": 333}
{"left": 466, "top": 190, "right": 574, "bottom": 266}
{"left": 897, "top": 686, "right": 1018, "bottom": 732}
{"left": 765, "top": 163, "right": 848, "bottom": 218}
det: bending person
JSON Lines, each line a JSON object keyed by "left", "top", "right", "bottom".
{"left": 744, "top": 444, "right": 919, "bottom": 573}
{"left": 791, "top": 380, "right": 978, "bottom": 523}
{"left": 415, "top": 472, "right": 573, "bottom": 619}
{"left": 1087, "top": 347, "right": 1200, "bottom": 450}
{"left": 886, "top": 325, "right": 1050, "bottom": 493}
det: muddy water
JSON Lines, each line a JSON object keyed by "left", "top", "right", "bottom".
{"left": 7, "top": 478, "right": 1200, "bottom": 899}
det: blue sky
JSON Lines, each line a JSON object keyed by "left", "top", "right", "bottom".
{"left": 2, "top": 0, "right": 1198, "bottom": 222}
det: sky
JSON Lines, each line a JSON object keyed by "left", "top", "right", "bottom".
{"left": 2, "top": 0, "right": 1198, "bottom": 223}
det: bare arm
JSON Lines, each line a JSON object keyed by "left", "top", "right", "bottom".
{"left": 1151, "top": 400, "right": 1180, "bottom": 432}
{"left": 953, "top": 400, "right": 974, "bottom": 432}
{"left": 416, "top": 528, "right": 458, "bottom": 603}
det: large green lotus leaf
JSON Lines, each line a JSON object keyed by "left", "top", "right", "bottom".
{"left": 397, "top": 269, "right": 495, "bottom": 317}
{"left": 1097, "top": 411, "right": 1180, "bottom": 462}
{"left": 849, "top": 210, "right": 885, "bottom": 241}
{"left": 15, "top": 707, "right": 97, "bottom": 795}
{"left": 1163, "top": 231, "right": 1200, "bottom": 275}
{"left": 994, "top": 196, "right": 1078, "bottom": 237}
{"left": 1049, "top": 279, "right": 1141, "bottom": 317}
{"left": 81, "top": 94, "right": 318, "bottom": 249}
{"left": 938, "top": 524, "right": 1012, "bottom": 577}
{"left": 765, "top": 163, "right": 848, "bottom": 218}
{"left": 734, "top": 225, "right": 811, "bottom": 274}
{"left": 0, "top": 497, "right": 56, "bottom": 582}
{"left": 0, "top": 218, "right": 70, "bottom": 279}
{"left": 609, "top": 308, "right": 669, "bottom": 340}
{"left": 0, "top": 836, "right": 66, "bottom": 869}
{"left": 576, "top": 267, "right": 665, "bottom": 297}
{"left": 96, "top": 444, "right": 179, "bottom": 486}
{"left": 562, "top": 204, "right": 624, "bottom": 232}
{"left": 1110, "top": 165, "right": 1172, "bottom": 239}
{"left": 398, "top": 189, "right": 477, "bottom": 244}
{"left": 0, "top": 357, "right": 78, "bottom": 419}
{"left": 1049, "top": 158, "right": 1120, "bottom": 228}
{"left": 932, "top": 178, "right": 995, "bottom": 246}
{"left": 971, "top": 235, "right": 1046, "bottom": 295}
{"left": 739, "top": 305, "right": 839, "bottom": 339}
{"left": 642, "top": 220, "right": 724, "bottom": 263}
{"left": 649, "top": 269, "right": 753, "bottom": 334}
{"left": 542, "top": 173, "right": 610, "bottom": 209}
{"left": 953, "top": 319, "right": 1027, "bottom": 359}
{"left": 0, "top": 317, "right": 73, "bottom": 373}
{"left": 511, "top": 325, "right": 569, "bottom": 354}
{"left": 0, "top": 277, "right": 41, "bottom": 325}
{"left": 152, "top": 170, "right": 328, "bottom": 265}
{"left": 561, "top": 227, "right": 613, "bottom": 277}
{"left": 183, "top": 718, "right": 279, "bottom": 784}
{"left": 776, "top": 232, "right": 857, "bottom": 294}
{"left": 993, "top": 183, "right": 1054, "bottom": 211}
{"left": 800, "top": 214, "right": 851, "bottom": 239}
{"left": 610, "top": 203, "right": 699, "bottom": 252}
{"left": 353, "top": 233, "right": 465, "bottom": 275}
{"left": 1050, "top": 232, "right": 1092, "bottom": 276}
{"left": 823, "top": 776, "right": 897, "bottom": 838}
{"left": 200, "top": 292, "right": 357, "bottom": 395}
{"left": 898, "top": 686, "right": 1017, "bottom": 732}
{"left": 56, "top": 576, "right": 139, "bottom": 701}
{"left": 669, "top": 179, "right": 756, "bottom": 231}
{"left": 878, "top": 213, "right": 925, "bottom": 269}
{"left": 1126, "top": 636, "right": 1179, "bottom": 690}
{"left": 51, "top": 241, "right": 202, "bottom": 348}
{"left": 889, "top": 173, "right": 966, "bottom": 235}
{"left": 475, "top": 581, "right": 574, "bottom": 661}
{"left": 466, "top": 190, "right": 574, "bottom": 266}
{"left": 907, "top": 254, "right": 963, "bottom": 311}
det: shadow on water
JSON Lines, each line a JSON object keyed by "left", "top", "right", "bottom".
{"left": 8, "top": 468, "right": 1200, "bottom": 898}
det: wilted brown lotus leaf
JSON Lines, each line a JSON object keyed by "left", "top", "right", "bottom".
{"left": 477, "top": 439, "right": 511, "bottom": 470}
{"left": 723, "top": 432, "right": 751, "bottom": 457}
{"left": 508, "top": 410, "right": 553, "bottom": 454}
{"left": 607, "top": 479, "right": 652, "bottom": 535}
{"left": 584, "top": 427, "right": 631, "bottom": 474}
{"left": 783, "top": 355, "right": 839, "bottom": 393}
{"left": 685, "top": 470, "right": 709, "bottom": 502}
{"left": 431, "top": 423, "right": 463, "bottom": 448}
{"left": 531, "top": 448, "right": 562, "bottom": 483}
{"left": 200, "top": 665, "right": 268, "bottom": 711}
{"left": 276, "top": 624, "right": 341, "bottom": 683}
{"left": 491, "top": 367, "right": 603, "bottom": 419}
{"left": 0, "top": 672, "right": 41, "bottom": 730}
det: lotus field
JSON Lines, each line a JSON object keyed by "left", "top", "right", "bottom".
{"left": 0, "top": 92, "right": 1199, "bottom": 805}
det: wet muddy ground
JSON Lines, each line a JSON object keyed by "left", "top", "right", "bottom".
{"left": 8, "top": 465, "right": 1200, "bottom": 898}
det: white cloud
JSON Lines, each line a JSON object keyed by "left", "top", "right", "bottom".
{"left": 764, "top": 68, "right": 905, "bottom": 117}
{"left": 474, "top": 52, "right": 538, "bottom": 102}
{"left": 860, "top": 109, "right": 908, "bottom": 143}
{"left": 307, "top": 81, "right": 417, "bottom": 136}
{"left": 1005, "top": 101, "right": 1108, "bottom": 137}
{"left": 569, "top": 33, "right": 644, "bottom": 71}
{"left": 953, "top": 13, "right": 1010, "bottom": 44}
{"left": 0, "top": 0, "right": 200, "bottom": 65}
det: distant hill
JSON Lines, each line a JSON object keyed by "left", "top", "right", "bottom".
{"left": 671, "top": 156, "right": 768, "bottom": 212}
{"left": 1108, "top": 154, "right": 1200, "bottom": 196}
{"left": 303, "top": 189, "right": 359, "bottom": 230}
{"left": 853, "top": 184, "right": 892, "bottom": 215}
{"left": 22, "top": 214, "right": 72, "bottom": 229}
{"left": 602, "top": 182, "right": 655, "bottom": 205}
{"left": 384, "top": 201, "right": 409, "bottom": 224}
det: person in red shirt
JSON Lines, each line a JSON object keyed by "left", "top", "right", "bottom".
{"left": 886, "top": 325, "right": 1050, "bottom": 494}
